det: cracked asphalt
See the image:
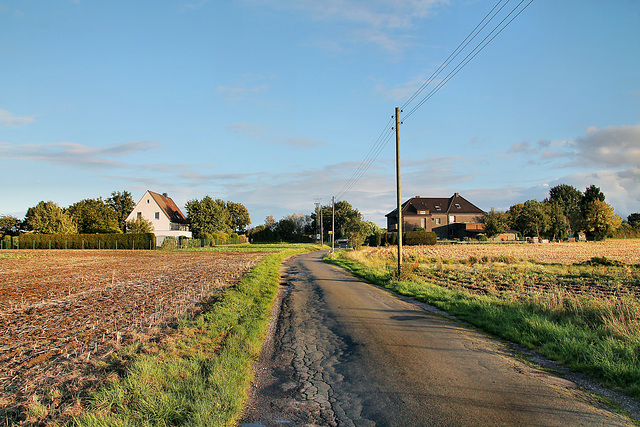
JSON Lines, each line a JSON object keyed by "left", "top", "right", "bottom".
{"left": 240, "top": 250, "right": 634, "bottom": 426}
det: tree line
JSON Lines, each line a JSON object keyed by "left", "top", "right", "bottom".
{"left": 0, "top": 191, "right": 251, "bottom": 240}
{"left": 484, "top": 184, "right": 638, "bottom": 241}
{"left": 247, "top": 200, "right": 381, "bottom": 248}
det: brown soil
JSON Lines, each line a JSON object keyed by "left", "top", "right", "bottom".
{"left": 0, "top": 249, "right": 268, "bottom": 424}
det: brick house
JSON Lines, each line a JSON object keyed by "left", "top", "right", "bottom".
{"left": 386, "top": 193, "right": 485, "bottom": 240}
{"left": 126, "top": 190, "right": 192, "bottom": 246}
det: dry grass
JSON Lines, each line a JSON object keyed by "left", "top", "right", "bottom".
{"left": 368, "top": 239, "right": 640, "bottom": 265}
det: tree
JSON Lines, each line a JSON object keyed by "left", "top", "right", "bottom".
{"left": 275, "top": 213, "right": 312, "bottom": 242}
{"left": 185, "top": 196, "right": 232, "bottom": 239}
{"left": 548, "top": 184, "right": 582, "bottom": 233}
{"left": 126, "top": 216, "right": 154, "bottom": 234}
{"left": 264, "top": 215, "right": 276, "bottom": 229}
{"left": 483, "top": 208, "right": 509, "bottom": 238}
{"left": 582, "top": 199, "right": 620, "bottom": 240}
{"left": 226, "top": 201, "right": 251, "bottom": 234}
{"left": 24, "top": 201, "right": 77, "bottom": 234}
{"left": 67, "top": 198, "right": 122, "bottom": 234}
{"left": 627, "top": 213, "right": 640, "bottom": 228}
{"left": 313, "top": 200, "right": 362, "bottom": 241}
{"left": 509, "top": 200, "right": 550, "bottom": 238}
{"left": 342, "top": 214, "right": 368, "bottom": 249}
{"left": 0, "top": 215, "right": 20, "bottom": 236}
{"left": 107, "top": 190, "right": 135, "bottom": 232}
{"left": 582, "top": 184, "right": 606, "bottom": 205}
{"left": 546, "top": 201, "right": 571, "bottom": 241}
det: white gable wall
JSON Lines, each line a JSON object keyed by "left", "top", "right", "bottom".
{"left": 126, "top": 191, "right": 192, "bottom": 244}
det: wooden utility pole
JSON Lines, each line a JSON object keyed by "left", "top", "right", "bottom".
{"left": 395, "top": 107, "right": 403, "bottom": 276}
{"left": 332, "top": 196, "right": 335, "bottom": 254}
{"left": 320, "top": 205, "right": 324, "bottom": 246}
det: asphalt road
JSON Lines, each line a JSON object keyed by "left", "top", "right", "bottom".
{"left": 241, "top": 250, "right": 633, "bottom": 426}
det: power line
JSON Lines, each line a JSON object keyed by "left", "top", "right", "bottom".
{"left": 400, "top": 0, "right": 509, "bottom": 112}
{"left": 403, "top": 0, "right": 534, "bottom": 122}
{"left": 335, "top": 116, "right": 394, "bottom": 200}
{"left": 335, "top": 0, "right": 534, "bottom": 200}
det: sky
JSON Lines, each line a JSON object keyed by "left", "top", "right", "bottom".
{"left": 1, "top": 0, "right": 639, "bottom": 228}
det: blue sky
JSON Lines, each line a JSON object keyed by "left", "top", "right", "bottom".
{"left": 2, "top": 0, "right": 639, "bottom": 228}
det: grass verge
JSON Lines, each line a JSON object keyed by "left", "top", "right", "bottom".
{"left": 326, "top": 250, "right": 640, "bottom": 402}
{"left": 72, "top": 244, "right": 320, "bottom": 427}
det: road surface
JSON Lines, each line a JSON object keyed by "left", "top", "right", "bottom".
{"left": 241, "top": 250, "right": 633, "bottom": 426}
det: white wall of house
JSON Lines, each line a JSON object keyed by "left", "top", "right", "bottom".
{"left": 126, "top": 191, "right": 192, "bottom": 244}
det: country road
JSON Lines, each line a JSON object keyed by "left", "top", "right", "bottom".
{"left": 241, "top": 250, "right": 633, "bottom": 426}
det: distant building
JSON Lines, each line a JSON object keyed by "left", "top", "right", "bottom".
{"left": 386, "top": 193, "right": 485, "bottom": 240}
{"left": 126, "top": 190, "right": 192, "bottom": 246}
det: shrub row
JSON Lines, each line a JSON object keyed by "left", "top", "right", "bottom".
{"left": 9, "top": 233, "right": 156, "bottom": 250}
{"left": 378, "top": 231, "right": 437, "bottom": 246}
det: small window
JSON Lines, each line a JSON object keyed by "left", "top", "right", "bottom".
{"left": 450, "top": 215, "right": 456, "bottom": 223}
{"left": 435, "top": 218, "right": 441, "bottom": 225}
{"left": 455, "top": 204, "right": 461, "bottom": 209}
{"left": 155, "top": 212, "right": 160, "bottom": 220}
{"left": 419, "top": 210, "right": 426, "bottom": 215}
{"left": 147, "top": 199, "right": 150, "bottom": 203}
{"left": 435, "top": 206, "right": 441, "bottom": 211}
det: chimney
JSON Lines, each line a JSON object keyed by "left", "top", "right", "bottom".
{"left": 454, "top": 192, "right": 459, "bottom": 198}
{"left": 163, "top": 193, "right": 168, "bottom": 198}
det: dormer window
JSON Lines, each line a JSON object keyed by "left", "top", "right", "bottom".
{"left": 435, "top": 206, "right": 441, "bottom": 211}
{"left": 455, "top": 204, "right": 461, "bottom": 209}
{"left": 419, "top": 210, "right": 426, "bottom": 215}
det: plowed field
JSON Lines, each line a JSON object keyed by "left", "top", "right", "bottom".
{"left": 0, "top": 249, "right": 267, "bottom": 418}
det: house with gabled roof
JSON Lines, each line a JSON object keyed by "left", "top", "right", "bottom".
{"left": 126, "top": 190, "right": 192, "bottom": 246}
{"left": 386, "top": 193, "right": 485, "bottom": 240}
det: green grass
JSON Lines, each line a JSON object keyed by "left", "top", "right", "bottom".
{"left": 0, "top": 253, "right": 32, "bottom": 259}
{"left": 72, "top": 244, "right": 321, "bottom": 427}
{"left": 326, "top": 250, "right": 640, "bottom": 402}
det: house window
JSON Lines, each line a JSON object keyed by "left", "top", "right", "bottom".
{"left": 419, "top": 210, "right": 426, "bottom": 215}
{"left": 450, "top": 215, "right": 456, "bottom": 223}
{"left": 421, "top": 218, "right": 427, "bottom": 228}
{"left": 435, "top": 218, "right": 441, "bottom": 225}
{"left": 455, "top": 204, "right": 461, "bottom": 209}
{"left": 435, "top": 206, "right": 441, "bottom": 211}
{"left": 147, "top": 199, "right": 150, "bottom": 204}
{"left": 155, "top": 212, "right": 160, "bottom": 220}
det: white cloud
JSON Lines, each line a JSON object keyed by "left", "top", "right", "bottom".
{"left": 248, "top": 0, "right": 449, "bottom": 52}
{"left": 228, "top": 123, "right": 326, "bottom": 148}
{"left": 216, "top": 74, "right": 271, "bottom": 103}
{"left": 0, "top": 109, "right": 35, "bottom": 127}
{"left": 570, "top": 124, "right": 640, "bottom": 167}
{"left": 0, "top": 140, "right": 159, "bottom": 169}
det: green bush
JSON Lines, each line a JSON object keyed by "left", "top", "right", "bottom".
{"left": 404, "top": 230, "right": 437, "bottom": 246}
{"left": 477, "top": 234, "right": 489, "bottom": 241}
{"left": 16, "top": 233, "right": 155, "bottom": 250}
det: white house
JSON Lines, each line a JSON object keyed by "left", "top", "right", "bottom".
{"left": 126, "top": 190, "right": 192, "bottom": 246}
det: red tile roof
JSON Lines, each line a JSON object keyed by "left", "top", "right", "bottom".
{"left": 148, "top": 191, "right": 189, "bottom": 224}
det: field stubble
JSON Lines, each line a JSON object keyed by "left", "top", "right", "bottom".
{"left": 0, "top": 249, "right": 267, "bottom": 421}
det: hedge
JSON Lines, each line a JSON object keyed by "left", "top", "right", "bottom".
{"left": 404, "top": 230, "right": 437, "bottom": 246}
{"left": 11, "top": 233, "right": 156, "bottom": 250}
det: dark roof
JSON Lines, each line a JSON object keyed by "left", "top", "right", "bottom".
{"left": 386, "top": 193, "right": 485, "bottom": 217}
{"left": 148, "top": 191, "right": 189, "bottom": 224}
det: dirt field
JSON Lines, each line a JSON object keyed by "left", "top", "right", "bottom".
{"left": 0, "top": 249, "right": 268, "bottom": 420}
{"left": 394, "top": 239, "right": 640, "bottom": 264}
